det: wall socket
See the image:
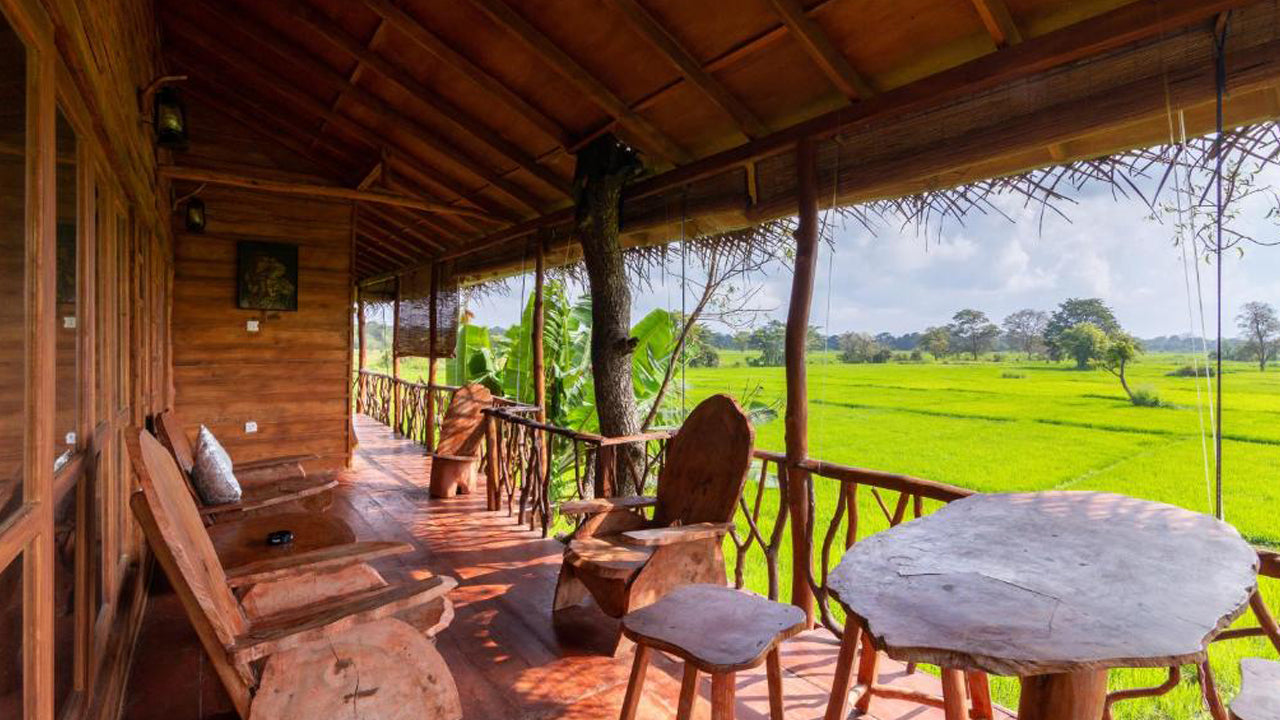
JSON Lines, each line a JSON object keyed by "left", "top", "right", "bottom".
{"left": 246, "top": 320, "right": 260, "bottom": 332}
{"left": 244, "top": 421, "right": 258, "bottom": 434}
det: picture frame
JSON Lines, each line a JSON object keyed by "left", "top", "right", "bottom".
{"left": 237, "top": 241, "right": 299, "bottom": 311}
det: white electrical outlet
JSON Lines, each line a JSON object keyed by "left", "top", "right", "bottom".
{"left": 65, "top": 431, "right": 76, "bottom": 446}
{"left": 246, "top": 320, "right": 260, "bottom": 332}
{"left": 245, "top": 421, "right": 258, "bottom": 434}
{"left": 63, "top": 316, "right": 76, "bottom": 329}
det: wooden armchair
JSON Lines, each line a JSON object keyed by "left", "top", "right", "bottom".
{"left": 428, "top": 383, "right": 494, "bottom": 498}
{"left": 126, "top": 426, "right": 462, "bottom": 720}
{"left": 552, "top": 394, "right": 754, "bottom": 650}
{"left": 156, "top": 410, "right": 338, "bottom": 521}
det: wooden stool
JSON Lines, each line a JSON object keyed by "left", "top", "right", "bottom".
{"left": 618, "top": 584, "right": 807, "bottom": 720}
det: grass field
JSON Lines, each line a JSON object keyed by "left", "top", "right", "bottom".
{"left": 678, "top": 351, "right": 1279, "bottom": 719}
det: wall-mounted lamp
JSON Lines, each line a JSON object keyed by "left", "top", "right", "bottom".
{"left": 153, "top": 86, "right": 188, "bottom": 150}
{"left": 184, "top": 197, "right": 206, "bottom": 233}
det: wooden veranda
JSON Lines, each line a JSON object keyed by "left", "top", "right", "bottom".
{"left": 2, "top": 0, "right": 1280, "bottom": 719}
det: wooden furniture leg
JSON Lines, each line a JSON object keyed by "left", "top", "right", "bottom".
{"left": 619, "top": 645, "right": 652, "bottom": 720}
{"left": 1018, "top": 670, "right": 1108, "bottom": 720}
{"left": 1198, "top": 659, "right": 1231, "bottom": 720}
{"left": 766, "top": 649, "right": 785, "bottom": 720}
{"left": 967, "top": 671, "right": 995, "bottom": 720}
{"left": 942, "top": 668, "right": 969, "bottom": 720}
{"left": 711, "top": 672, "right": 736, "bottom": 720}
{"left": 854, "top": 640, "right": 880, "bottom": 714}
{"left": 676, "top": 664, "right": 699, "bottom": 720}
{"left": 824, "top": 627, "right": 859, "bottom": 720}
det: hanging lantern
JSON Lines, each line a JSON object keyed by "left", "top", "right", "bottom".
{"left": 184, "top": 197, "right": 205, "bottom": 233}
{"left": 153, "top": 86, "right": 188, "bottom": 149}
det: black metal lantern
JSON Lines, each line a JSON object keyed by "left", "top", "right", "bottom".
{"left": 184, "top": 197, "right": 205, "bottom": 233}
{"left": 153, "top": 86, "right": 188, "bottom": 149}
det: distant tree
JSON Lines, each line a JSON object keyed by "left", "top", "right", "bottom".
{"left": 733, "top": 330, "right": 751, "bottom": 351}
{"left": 919, "top": 326, "right": 950, "bottom": 359}
{"left": 1098, "top": 332, "right": 1144, "bottom": 402}
{"left": 746, "top": 321, "right": 787, "bottom": 366}
{"left": 1237, "top": 301, "right": 1280, "bottom": 371}
{"left": 838, "top": 332, "right": 881, "bottom": 363}
{"left": 1044, "top": 298, "right": 1120, "bottom": 361}
{"left": 807, "top": 325, "right": 828, "bottom": 351}
{"left": 1058, "top": 322, "right": 1109, "bottom": 369}
{"left": 949, "top": 309, "right": 1000, "bottom": 360}
{"left": 1002, "top": 309, "right": 1049, "bottom": 358}
{"left": 874, "top": 332, "right": 897, "bottom": 348}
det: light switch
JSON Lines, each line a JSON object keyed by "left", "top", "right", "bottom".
{"left": 246, "top": 320, "right": 260, "bottom": 332}
{"left": 245, "top": 421, "right": 258, "bottom": 434}
{"left": 63, "top": 316, "right": 76, "bottom": 329}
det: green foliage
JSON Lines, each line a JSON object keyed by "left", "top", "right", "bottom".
{"left": 837, "top": 332, "right": 880, "bottom": 363}
{"left": 1044, "top": 298, "right": 1120, "bottom": 360}
{"left": 949, "top": 309, "right": 1000, "bottom": 360}
{"left": 1058, "top": 322, "right": 1109, "bottom": 369}
{"left": 1130, "top": 384, "right": 1162, "bottom": 407}
{"left": 746, "top": 321, "right": 786, "bottom": 366}
{"left": 919, "top": 325, "right": 950, "bottom": 359}
{"left": 1167, "top": 364, "right": 1215, "bottom": 378}
{"left": 1001, "top": 371, "right": 1026, "bottom": 379}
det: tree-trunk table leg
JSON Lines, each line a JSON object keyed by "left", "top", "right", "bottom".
{"left": 766, "top": 649, "right": 785, "bottom": 720}
{"left": 619, "top": 645, "right": 651, "bottom": 720}
{"left": 676, "top": 664, "right": 699, "bottom": 720}
{"left": 967, "top": 671, "right": 994, "bottom": 720}
{"left": 1017, "top": 670, "right": 1108, "bottom": 720}
{"left": 711, "top": 672, "right": 736, "bottom": 720}
{"left": 1197, "top": 659, "right": 1231, "bottom": 720}
{"left": 824, "top": 627, "right": 859, "bottom": 720}
{"left": 942, "top": 668, "right": 969, "bottom": 720}
{"left": 854, "top": 642, "right": 880, "bottom": 715}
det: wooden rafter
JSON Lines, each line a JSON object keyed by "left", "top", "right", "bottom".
{"left": 970, "top": 0, "right": 1023, "bottom": 48}
{"left": 607, "top": 0, "right": 768, "bottom": 139}
{"left": 356, "top": 235, "right": 411, "bottom": 270}
{"left": 464, "top": 0, "right": 692, "bottom": 165}
{"left": 362, "top": 204, "right": 452, "bottom": 254}
{"left": 178, "top": 0, "right": 546, "bottom": 217}
{"left": 360, "top": 0, "right": 572, "bottom": 148}
{"left": 764, "top": 0, "right": 874, "bottom": 100}
{"left": 356, "top": 217, "right": 437, "bottom": 261}
{"left": 360, "top": 207, "right": 448, "bottom": 254}
{"left": 283, "top": 0, "right": 572, "bottom": 197}
{"left": 163, "top": 14, "right": 522, "bottom": 225}
{"left": 158, "top": 165, "right": 496, "bottom": 220}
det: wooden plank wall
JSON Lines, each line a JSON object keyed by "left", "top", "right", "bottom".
{"left": 170, "top": 102, "right": 354, "bottom": 472}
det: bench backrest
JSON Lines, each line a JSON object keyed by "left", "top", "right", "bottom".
{"left": 435, "top": 383, "right": 493, "bottom": 457}
{"left": 653, "top": 394, "right": 754, "bottom": 527}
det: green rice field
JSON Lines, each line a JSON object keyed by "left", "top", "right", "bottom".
{"left": 680, "top": 351, "right": 1279, "bottom": 719}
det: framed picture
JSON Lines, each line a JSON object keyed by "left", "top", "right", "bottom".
{"left": 237, "top": 241, "right": 298, "bottom": 311}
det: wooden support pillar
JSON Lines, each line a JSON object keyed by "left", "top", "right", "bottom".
{"left": 785, "top": 136, "right": 819, "bottom": 627}
{"left": 356, "top": 288, "right": 367, "bottom": 414}
{"left": 392, "top": 276, "right": 402, "bottom": 433}
{"left": 533, "top": 237, "right": 547, "bottom": 422}
{"left": 426, "top": 263, "right": 439, "bottom": 450}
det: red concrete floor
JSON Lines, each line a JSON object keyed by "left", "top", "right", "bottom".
{"left": 119, "top": 415, "right": 1012, "bottom": 720}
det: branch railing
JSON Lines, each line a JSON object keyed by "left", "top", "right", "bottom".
{"left": 355, "top": 370, "right": 459, "bottom": 449}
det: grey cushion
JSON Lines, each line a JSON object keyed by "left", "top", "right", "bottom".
{"left": 191, "top": 426, "right": 241, "bottom": 506}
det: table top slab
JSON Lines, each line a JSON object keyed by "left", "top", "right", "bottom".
{"left": 830, "top": 492, "right": 1258, "bottom": 676}
{"left": 622, "top": 584, "right": 807, "bottom": 673}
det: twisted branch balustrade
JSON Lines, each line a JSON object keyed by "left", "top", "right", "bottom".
{"left": 355, "top": 370, "right": 459, "bottom": 449}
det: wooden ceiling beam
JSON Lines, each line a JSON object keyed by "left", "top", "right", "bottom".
{"left": 283, "top": 0, "right": 572, "bottom": 197}
{"left": 360, "top": 208, "right": 449, "bottom": 255}
{"left": 970, "top": 0, "right": 1023, "bottom": 48}
{"left": 356, "top": 217, "right": 438, "bottom": 262}
{"left": 763, "top": 0, "right": 875, "bottom": 100}
{"left": 360, "top": 0, "right": 572, "bottom": 149}
{"left": 464, "top": 0, "right": 691, "bottom": 165}
{"left": 163, "top": 12, "right": 523, "bottom": 225}
{"left": 361, "top": 204, "right": 452, "bottom": 254}
{"left": 608, "top": 0, "right": 768, "bottom": 139}
{"left": 179, "top": 0, "right": 546, "bottom": 217}
{"left": 158, "top": 165, "right": 498, "bottom": 220}
{"left": 355, "top": 234, "right": 413, "bottom": 269}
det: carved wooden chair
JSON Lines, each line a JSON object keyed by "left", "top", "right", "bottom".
{"left": 156, "top": 409, "right": 337, "bottom": 521}
{"left": 552, "top": 394, "right": 754, "bottom": 650}
{"left": 126, "top": 426, "right": 462, "bottom": 720}
{"left": 428, "top": 383, "right": 494, "bottom": 498}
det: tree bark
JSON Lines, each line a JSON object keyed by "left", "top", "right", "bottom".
{"left": 575, "top": 135, "right": 643, "bottom": 495}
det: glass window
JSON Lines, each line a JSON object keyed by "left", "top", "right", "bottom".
{"left": 0, "top": 11, "right": 28, "bottom": 524}
{"left": 0, "top": 555, "right": 24, "bottom": 719}
{"left": 53, "top": 488, "right": 77, "bottom": 713}
{"left": 55, "top": 108, "right": 78, "bottom": 470}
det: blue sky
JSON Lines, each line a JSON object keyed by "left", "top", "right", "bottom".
{"left": 468, "top": 168, "right": 1280, "bottom": 339}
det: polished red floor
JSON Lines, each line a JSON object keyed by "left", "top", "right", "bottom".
{"left": 120, "top": 415, "right": 1009, "bottom": 719}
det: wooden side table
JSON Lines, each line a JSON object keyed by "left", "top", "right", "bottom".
{"left": 619, "top": 584, "right": 807, "bottom": 720}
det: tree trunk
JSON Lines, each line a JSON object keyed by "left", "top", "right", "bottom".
{"left": 1118, "top": 360, "right": 1132, "bottom": 401}
{"left": 575, "top": 135, "right": 643, "bottom": 495}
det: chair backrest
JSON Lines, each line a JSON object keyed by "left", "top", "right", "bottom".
{"left": 156, "top": 409, "right": 196, "bottom": 475}
{"left": 653, "top": 394, "right": 754, "bottom": 527}
{"left": 435, "top": 383, "right": 494, "bottom": 457}
{"left": 125, "top": 427, "right": 246, "bottom": 647}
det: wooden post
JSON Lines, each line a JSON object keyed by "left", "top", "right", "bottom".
{"left": 785, "top": 136, "right": 819, "bottom": 627}
{"left": 426, "top": 264, "right": 439, "bottom": 450}
{"left": 356, "top": 288, "right": 366, "bottom": 414}
{"left": 485, "top": 416, "right": 500, "bottom": 511}
{"left": 532, "top": 237, "right": 547, "bottom": 422}
{"left": 392, "top": 276, "right": 402, "bottom": 434}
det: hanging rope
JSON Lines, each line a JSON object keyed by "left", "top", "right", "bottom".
{"left": 1212, "top": 13, "right": 1231, "bottom": 520}
{"left": 814, "top": 125, "right": 842, "bottom": 460}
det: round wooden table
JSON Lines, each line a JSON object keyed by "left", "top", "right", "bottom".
{"left": 828, "top": 491, "right": 1258, "bottom": 720}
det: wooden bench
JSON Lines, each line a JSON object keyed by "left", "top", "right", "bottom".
{"left": 428, "top": 383, "right": 493, "bottom": 498}
{"left": 126, "top": 425, "right": 462, "bottom": 720}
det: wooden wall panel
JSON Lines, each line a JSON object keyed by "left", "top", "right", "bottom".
{"left": 171, "top": 182, "right": 354, "bottom": 471}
